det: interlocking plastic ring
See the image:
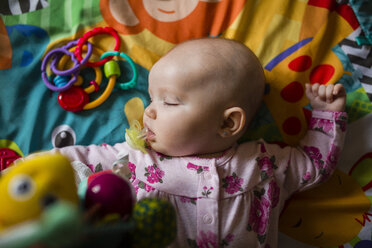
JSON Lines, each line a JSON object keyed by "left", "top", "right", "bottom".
{"left": 100, "top": 51, "right": 138, "bottom": 90}
{"left": 58, "top": 46, "right": 103, "bottom": 94}
{"left": 74, "top": 27, "right": 121, "bottom": 67}
{"left": 41, "top": 48, "right": 79, "bottom": 92}
{"left": 50, "top": 40, "right": 93, "bottom": 76}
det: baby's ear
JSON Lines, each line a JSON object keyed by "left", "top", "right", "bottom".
{"left": 218, "top": 107, "right": 246, "bottom": 138}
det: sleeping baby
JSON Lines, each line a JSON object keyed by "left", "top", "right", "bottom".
{"left": 40, "top": 38, "right": 347, "bottom": 247}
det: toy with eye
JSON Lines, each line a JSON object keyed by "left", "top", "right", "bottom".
{"left": 0, "top": 154, "right": 177, "bottom": 248}
{"left": 0, "top": 154, "right": 79, "bottom": 231}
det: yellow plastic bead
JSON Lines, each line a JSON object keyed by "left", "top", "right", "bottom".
{"left": 104, "top": 60, "right": 121, "bottom": 78}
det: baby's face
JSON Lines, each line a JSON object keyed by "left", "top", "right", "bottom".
{"left": 143, "top": 57, "right": 224, "bottom": 157}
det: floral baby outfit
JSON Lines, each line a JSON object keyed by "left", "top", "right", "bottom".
{"left": 50, "top": 110, "right": 347, "bottom": 247}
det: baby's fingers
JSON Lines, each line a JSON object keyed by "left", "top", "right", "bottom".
{"left": 305, "top": 83, "right": 319, "bottom": 98}
{"left": 333, "top": 84, "right": 346, "bottom": 97}
{"left": 317, "top": 84, "right": 327, "bottom": 101}
{"left": 325, "top": 84, "right": 334, "bottom": 103}
{"left": 312, "top": 83, "right": 320, "bottom": 97}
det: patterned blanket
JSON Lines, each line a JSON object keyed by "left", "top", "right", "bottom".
{"left": 1, "top": 0, "right": 371, "bottom": 247}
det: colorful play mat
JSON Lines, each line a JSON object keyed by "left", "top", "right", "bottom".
{"left": 1, "top": 0, "right": 372, "bottom": 247}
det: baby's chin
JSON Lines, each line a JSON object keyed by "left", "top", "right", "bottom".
{"left": 151, "top": 143, "right": 195, "bottom": 157}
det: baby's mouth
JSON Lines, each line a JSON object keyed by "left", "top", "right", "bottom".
{"left": 146, "top": 127, "right": 156, "bottom": 142}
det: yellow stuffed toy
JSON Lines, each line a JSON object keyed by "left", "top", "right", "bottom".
{"left": 0, "top": 154, "right": 79, "bottom": 231}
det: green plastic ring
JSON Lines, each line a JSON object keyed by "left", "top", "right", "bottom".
{"left": 101, "top": 51, "right": 138, "bottom": 90}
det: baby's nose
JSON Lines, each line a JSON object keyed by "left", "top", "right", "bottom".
{"left": 144, "top": 105, "right": 156, "bottom": 119}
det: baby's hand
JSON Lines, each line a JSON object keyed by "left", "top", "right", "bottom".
{"left": 305, "top": 83, "right": 346, "bottom": 112}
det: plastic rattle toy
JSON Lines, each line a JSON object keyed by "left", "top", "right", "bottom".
{"left": 57, "top": 45, "right": 105, "bottom": 112}
{"left": 41, "top": 27, "right": 138, "bottom": 112}
{"left": 69, "top": 50, "right": 137, "bottom": 111}
{"left": 75, "top": 26, "right": 121, "bottom": 67}
{"left": 64, "top": 47, "right": 103, "bottom": 95}
{"left": 0, "top": 154, "right": 79, "bottom": 231}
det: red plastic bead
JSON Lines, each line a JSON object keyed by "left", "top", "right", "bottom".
{"left": 58, "top": 86, "right": 89, "bottom": 112}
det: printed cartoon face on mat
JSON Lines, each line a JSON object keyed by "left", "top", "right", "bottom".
{"left": 279, "top": 154, "right": 372, "bottom": 247}
{"left": 100, "top": 0, "right": 246, "bottom": 43}
{"left": 0, "top": 154, "right": 78, "bottom": 231}
{"left": 142, "top": 0, "right": 199, "bottom": 22}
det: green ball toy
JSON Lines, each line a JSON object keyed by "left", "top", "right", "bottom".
{"left": 132, "top": 198, "right": 177, "bottom": 248}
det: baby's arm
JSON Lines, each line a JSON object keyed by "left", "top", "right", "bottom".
{"left": 297, "top": 83, "right": 346, "bottom": 188}
{"left": 266, "top": 83, "right": 347, "bottom": 194}
{"left": 48, "top": 143, "right": 129, "bottom": 171}
{"left": 16, "top": 142, "right": 129, "bottom": 174}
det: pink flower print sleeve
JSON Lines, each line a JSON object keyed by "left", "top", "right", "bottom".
{"left": 47, "top": 142, "right": 129, "bottom": 171}
{"left": 265, "top": 110, "right": 347, "bottom": 194}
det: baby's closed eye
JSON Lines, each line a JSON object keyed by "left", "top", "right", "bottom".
{"left": 163, "top": 96, "right": 182, "bottom": 106}
{"left": 163, "top": 101, "right": 179, "bottom": 106}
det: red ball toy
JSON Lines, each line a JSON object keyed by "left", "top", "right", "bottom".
{"left": 85, "top": 172, "right": 135, "bottom": 219}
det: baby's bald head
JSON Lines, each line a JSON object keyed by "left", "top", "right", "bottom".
{"left": 150, "top": 38, "right": 265, "bottom": 131}
{"left": 151, "top": 38, "right": 265, "bottom": 128}
{"left": 146, "top": 38, "right": 265, "bottom": 155}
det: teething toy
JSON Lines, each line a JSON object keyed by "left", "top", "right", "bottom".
{"left": 41, "top": 27, "right": 138, "bottom": 112}
{"left": 125, "top": 120, "right": 147, "bottom": 153}
{"left": 41, "top": 48, "right": 79, "bottom": 92}
{"left": 50, "top": 40, "right": 93, "bottom": 76}
{"left": 74, "top": 26, "right": 121, "bottom": 67}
